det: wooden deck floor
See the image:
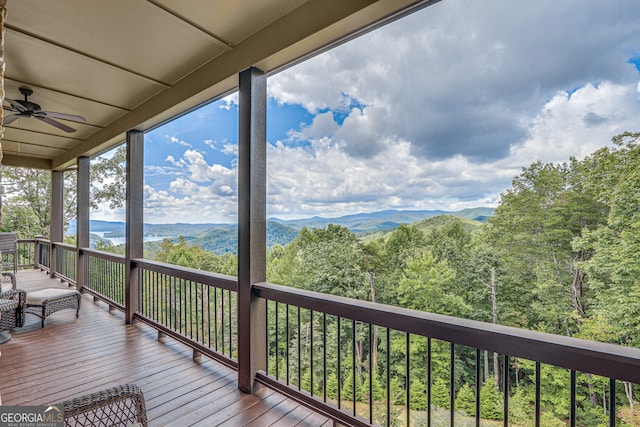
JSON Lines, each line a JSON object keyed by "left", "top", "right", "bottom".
{"left": 0, "top": 270, "right": 332, "bottom": 426}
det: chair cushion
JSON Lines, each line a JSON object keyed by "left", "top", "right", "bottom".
{"left": 26, "top": 289, "right": 80, "bottom": 306}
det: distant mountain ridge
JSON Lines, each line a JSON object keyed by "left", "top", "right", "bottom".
{"left": 71, "top": 207, "right": 494, "bottom": 254}
{"left": 269, "top": 207, "right": 494, "bottom": 232}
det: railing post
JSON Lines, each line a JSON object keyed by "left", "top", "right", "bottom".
{"left": 76, "top": 157, "right": 90, "bottom": 291}
{"left": 50, "top": 170, "right": 64, "bottom": 279}
{"left": 125, "top": 132, "right": 144, "bottom": 324}
{"left": 33, "top": 235, "right": 43, "bottom": 269}
{"left": 237, "top": 66, "right": 267, "bottom": 393}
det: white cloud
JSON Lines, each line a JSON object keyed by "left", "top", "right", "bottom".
{"left": 508, "top": 81, "right": 640, "bottom": 167}
{"left": 170, "top": 136, "right": 192, "bottom": 147}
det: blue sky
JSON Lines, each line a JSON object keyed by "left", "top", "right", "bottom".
{"left": 92, "top": 0, "right": 640, "bottom": 224}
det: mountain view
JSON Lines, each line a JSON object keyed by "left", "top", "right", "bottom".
{"left": 76, "top": 207, "right": 494, "bottom": 254}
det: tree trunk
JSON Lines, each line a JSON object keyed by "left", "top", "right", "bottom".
{"left": 624, "top": 381, "right": 634, "bottom": 411}
{"left": 587, "top": 374, "right": 598, "bottom": 406}
{"left": 571, "top": 268, "right": 586, "bottom": 316}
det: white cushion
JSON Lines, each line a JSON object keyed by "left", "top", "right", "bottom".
{"left": 26, "top": 289, "right": 79, "bottom": 306}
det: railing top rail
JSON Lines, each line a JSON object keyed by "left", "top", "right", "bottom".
{"left": 254, "top": 281, "right": 640, "bottom": 384}
{"left": 51, "top": 241, "right": 76, "bottom": 251}
{"left": 134, "top": 258, "right": 238, "bottom": 292}
{"left": 80, "top": 247, "right": 125, "bottom": 264}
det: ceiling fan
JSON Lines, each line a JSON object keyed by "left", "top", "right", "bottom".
{"left": 3, "top": 86, "right": 86, "bottom": 133}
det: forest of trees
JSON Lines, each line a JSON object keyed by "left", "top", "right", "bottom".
{"left": 3, "top": 133, "right": 640, "bottom": 425}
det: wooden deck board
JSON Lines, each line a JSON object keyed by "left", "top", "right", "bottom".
{"left": 0, "top": 270, "right": 332, "bottom": 426}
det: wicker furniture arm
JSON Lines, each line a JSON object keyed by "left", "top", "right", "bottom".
{"left": 58, "top": 383, "right": 147, "bottom": 427}
{"left": 0, "top": 288, "right": 26, "bottom": 331}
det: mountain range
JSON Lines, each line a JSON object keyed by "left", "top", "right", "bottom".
{"left": 72, "top": 207, "right": 494, "bottom": 254}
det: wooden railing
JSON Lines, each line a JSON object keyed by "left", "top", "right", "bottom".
{"left": 15, "top": 238, "right": 640, "bottom": 426}
{"left": 253, "top": 282, "right": 640, "bottom": 427}
{"left": 53, "top": 242, "right": 76, "bottom": 283}
{"left": 133, "top": 259, "right": 239, "bottom": 369}
{"left": 82, "top": 248, "right": 126, "bottom": 309}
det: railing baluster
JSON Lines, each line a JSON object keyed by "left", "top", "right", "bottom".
{"left": 337, "top": 316, "right": 342, "bottom": 409}
{"left": 188, "top": 280, "right": 193, "bottom": 339}
{"left": 214, "top": 287, "right": 219, "bottom": 352}
{"left": 503, "top": 355, "right": 509, "bottom": 427}
{"left": 609, "top": 378, "right": 616, "bottom": 427}
{"left": 265, "top": 299, "right": 270, "bottom": 376}
{"left": 386, "top": 328, "right": 391, "bottom": 427}
{"left": 221, "top": 286, "right": 225, "bottom": 356}
{"left": 286, "top": 303, "right": 290, "bottom": 385}
{"left": 535, "top": 362, "right": 541, "bottom": 427}
{"left": 275, "top": 301, "right": 279, "bottom": 380}
{"left": 297, "top": 306, "right": 301, "bottom": 391}
{"left": 197, "top": 282, "right": 202, "bottom": 343}
{"left": 310, "top": 310, "right": 315, "bottom": 396}
{"left": 264, "top": 300, "right": 271, "bottom": 375}
{"left": 406, "top": 332, "right": 410, "bottom": 427}
{"left": 353, "top": 319, "right": 357, "bottom": 417}
{"left": 450, "top": 343, "right": 455, "bottom": 427}
{"left": 228, "top": 289, "right": 233, "bottom": 356}
{"left": 427, "top": 338, "right": 432, "bottom": 427}
{"left": 476, "top": 349, "right": 481, "bottom": 427}
{"left": 570, "top": 369, "right": 576, "bottom": 427}
{"left": 207, "top": 285, "right": 212, "bottom": 347}
{"left": 323, "top": 312, "right": 327, "bottom": 403}
{"left": 369, "top": 323, "right": 373, "bottom": 424}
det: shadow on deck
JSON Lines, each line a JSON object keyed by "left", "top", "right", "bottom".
{"left": 0, "top": 270, "right": 331, "bottom": 427}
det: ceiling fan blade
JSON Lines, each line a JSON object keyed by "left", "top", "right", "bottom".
{"left": 3, "top": 114, "right": 22, "bottom": 125}
{"left": 35, "top": 116, "right": 77, "bottom": 133}
{"left": 41, "top": 111, "right": 86, "bottom": 123}
{"left": 6, "top": 98, "right": 27, "bottom": 113}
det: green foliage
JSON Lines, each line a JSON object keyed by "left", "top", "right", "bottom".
{"left": 509, "top": 386, "right": 534, "bottom": 427}
{"left": 409, "top": 378, "right": 428, "bottom": 411}
{"left": 455, "top": 383, "right": 476, "bottom": 416}
{"left": 397, "top": 250, "right": 469, "bottom": 316}
{"left": 431, "top": 378, "right": 450, "bottom": 410}
{"left": 479, "top": 378, "right": 503, "bottom": 420}
{"left": 154, "top": 236, "right": 237, "bottom": 275}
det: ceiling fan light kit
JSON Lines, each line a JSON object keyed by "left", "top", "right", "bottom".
{"left": 3, "top": 86, "right": 86, "bottom": 133}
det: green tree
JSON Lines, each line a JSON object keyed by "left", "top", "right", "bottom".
{"left": 397, "top": 250, "right": 469, "bottom": 316}
{"left": 479, "top": 377, "right": 503, "bottom": 420}
{"left": 431, "top": 378, "right": 450, "bottom": 410}
{"left": 455, "top": 382, "right": 475, "bottom": 416}
{"left": 292, "top": 225, "right": 368, "bottom": 299}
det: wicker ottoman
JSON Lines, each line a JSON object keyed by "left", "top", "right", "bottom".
{"left": 26, "top": 288, "right": 81, "bottom": 328}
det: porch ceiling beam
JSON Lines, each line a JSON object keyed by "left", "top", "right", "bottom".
{"left": 1, "top": 154, "right": 52, "bottom": 169}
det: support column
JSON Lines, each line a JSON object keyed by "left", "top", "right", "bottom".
{"left": 76, "top": 157, "right": 90, "bottom": 290}
{"left": 50, "top": 170, "right": 64, "bottom": 279}
{"left": 237, "top": 67, "right": 267, "bottom": 393}
{"left": 125, "top": 131, "right": 144, "bottom": 324}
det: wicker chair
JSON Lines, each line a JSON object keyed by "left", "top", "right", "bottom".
{"left": 0, "top": 232, "right": 17, "bottom": 274}
{"left": 58, "top": 384, "right": 147, "bottom": 427}
{"left": 0, "top": 273, "right": 25, "bottom": 343}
